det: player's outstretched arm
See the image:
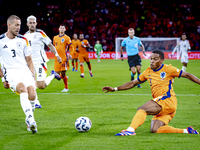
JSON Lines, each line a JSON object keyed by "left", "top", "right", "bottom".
{"left": 171, "top": 44, "right": 179, "bottom": 56}
{"left": 102, "top": 79, "right": 140, "bottom": 93}
{"left": 141, "top": 44, "right": 146, "bottom": 56}
{"left": 48, "top": 43, "right": 62, "bottom": 63}
{"left": 181, "top": 71, "right": 200, "bottom": 85}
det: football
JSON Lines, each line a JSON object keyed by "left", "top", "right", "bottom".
{"left": 75, "top": 116, "right": 92, "bottom": 132}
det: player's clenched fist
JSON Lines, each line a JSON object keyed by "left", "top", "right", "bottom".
{"left": 56, "top": 55, "right": 62, "bottom": 63}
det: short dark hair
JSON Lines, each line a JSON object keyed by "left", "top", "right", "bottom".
{"left": 59, "top": 24, "right": 66, "bottom": 27}
{"left": 152, "top": 50, "right": 164, "bottom": 60}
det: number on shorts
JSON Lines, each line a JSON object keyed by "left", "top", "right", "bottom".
{"left": 39, "top": 68, "right": 42, "bottom": 74}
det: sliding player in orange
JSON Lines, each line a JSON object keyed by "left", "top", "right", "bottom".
{"left": 71, "top": 33, "right": 79, "bottom": 72}
{"left": 77, "top": 34, "right": 93, "bottom": 78}
{"left": 103, "top": 50, "right": 199, "bottom": 136}
{"left": 53, "top": 24, "right": 74, "bottom": 92}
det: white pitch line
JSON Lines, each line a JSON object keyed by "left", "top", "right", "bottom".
{"left": 0, "top": 92, "right": 199, "bottom": 96}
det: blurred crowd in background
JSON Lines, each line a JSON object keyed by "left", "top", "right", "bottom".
{"left": 0, "top": 0, "right": 199, "bottom": 51}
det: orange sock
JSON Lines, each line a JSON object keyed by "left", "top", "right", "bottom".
{"left": 129, "top": 109, "right": 147, "bottom": 130}
{"left": 156, "top": 126, "right": 184, "bottom": 133}
{"left": 80, "top": 65, "right": 84, "bottom": 74}
{"left": 76, "top": 62, "right": 78, "bottom": 70}
{"left": 62, "top": 76, "right": 68, "bottom": 89}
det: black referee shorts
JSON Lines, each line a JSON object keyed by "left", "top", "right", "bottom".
{"left": 128, "top": 54, "right": 142, "bottom": 69}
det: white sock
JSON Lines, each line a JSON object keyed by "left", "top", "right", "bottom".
{"left": 183, "top": 129, "right": 188, "bottom": 133}
{"left": 182, "top": 66, "right": 186, "bottom": 72}
{"left": 20, "top": 93, "right": 34, "bottom": 122}
{"left": 35, "top": 94, "right": 40, "bottom": 105}
{"left": 45, "top": 75, "right": 54, "bottom": 86}
{"left": 81, "top": 73, "right": 84, "bottom": 75}
{"left": 89, "top": 71, "right": 92, "bottom": 73}
{"left": 127, "top": 127, "right": 135, "bottom": 132}
{"left": 30, "top": 100, "right": 35, "bottom": 113}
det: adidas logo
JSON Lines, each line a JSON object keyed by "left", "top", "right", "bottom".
{"left": 3, "top": 45, "right": 8, "bottom": 48}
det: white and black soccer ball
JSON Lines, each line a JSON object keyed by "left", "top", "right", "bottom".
{"left": 75, "top": 116, "right": 92, "bottom": 132}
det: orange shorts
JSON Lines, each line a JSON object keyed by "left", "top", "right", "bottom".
{"left": 72, "top": 52, "right": 79, "bottom": 59}
{"left": 152, "top": 95, "right": 177, "bottom": 125}
{"left": 54, "top": 60, "right": 67, "bottom": 72}
{"left": 79, "top": 53, "right": 90, "bottom": 63}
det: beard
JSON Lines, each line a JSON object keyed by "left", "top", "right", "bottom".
{"left": 11, "top": 30, "right": 19, "bottom": 37}
{"left": 30, "top": 26, "right": 36, "bottom": 32}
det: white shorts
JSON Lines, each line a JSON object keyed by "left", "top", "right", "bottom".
{"left": 181, "top": 54, "right": 188, "bottom": 63}
{"left": 5, "top": 68, "right": 36, "bottom": 92}
{"left": 34, "top": 63, "right": 48, "bottom": 81}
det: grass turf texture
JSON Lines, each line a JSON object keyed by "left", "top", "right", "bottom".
{"left": 0, "top": 59, "right": 199, "bottom": 150}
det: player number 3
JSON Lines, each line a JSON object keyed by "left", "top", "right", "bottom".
{"left": 11, "top": 49, "right": 16, "bottom": 57}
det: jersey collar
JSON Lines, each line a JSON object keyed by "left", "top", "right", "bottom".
{"left": 128, "top": 36, "right": 135, "bottom": 40}
{"left": 59, "top": 34, "right": 65, "bottom": 37}
{"left": 153, "top": 64, "right": 164, "bottom": 72}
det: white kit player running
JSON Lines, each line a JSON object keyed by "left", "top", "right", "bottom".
{"left": 171, "top": 33, "right": 191, "bottom": 72}
{"left": 0, "top": 15, "right": 37, "bottom": 134}
{"left": 24, "top": 15, "right": 62, "bottom": 108}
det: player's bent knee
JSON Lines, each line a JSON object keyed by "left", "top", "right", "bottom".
{"left": 16, "top": 83, "right": 27, "bottom": 93}
{"left": 29, "top": 94, "right": 36, "bottom": 101}
{"left": 151, "top": 127, "right": 158, "bottom": 133}
{"left": 37, "top": 81, "right": 46, "bottom": 89}
{"left": 37, "top": 84, "right": 46, "bottom": 89}
{"left": 137, "top": 107, "right": 146, "bottom": 112}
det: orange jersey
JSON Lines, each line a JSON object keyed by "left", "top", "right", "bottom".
{"left": 53, "top": 34, "right": 72, "bottom": 61}
{"left": 77, "top": 39, "right": 89, "bottom": 55}
{"left": 72, "top": 39, "right": 80, "bottom": 54}
{"left": 138, "top": 64, "right": 182, "bottom": 98}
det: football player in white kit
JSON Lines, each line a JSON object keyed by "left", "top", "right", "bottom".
{"left": 171, "top": 33, "right": 191, "bottom": 72}
{"left": 0, "top": 15, "right": 37, "bottom": 134}
{"left": 24, "top": 15, "right": 62, "bottom": 108}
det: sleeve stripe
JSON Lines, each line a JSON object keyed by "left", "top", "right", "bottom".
{"left": 39, "top": 31, "right": 47, "bottom": 38}
{"left": 22, "top": 37, "right": 29, "bottom": 46}
{"left": 137, "top": 77, "right": 146, "bottom": 83}
{"left": 178, "top": 70, "right": 183, "bottom": 78}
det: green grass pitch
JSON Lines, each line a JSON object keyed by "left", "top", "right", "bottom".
{"left": 0, "top": 59, "right": 199, "bottom": 150}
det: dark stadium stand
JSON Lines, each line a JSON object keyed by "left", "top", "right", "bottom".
{"left": 0, "top": 0, "right": 199, "bottom": 51}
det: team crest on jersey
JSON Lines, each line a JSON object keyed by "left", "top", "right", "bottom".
{"left": 61, "top": 38, "right": 65, "bottom": 43}
{"left": 160, "top": 72, "right": 166, "bottom": 79}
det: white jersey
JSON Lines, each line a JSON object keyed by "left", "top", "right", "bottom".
{"left": 24, "top": 29, "right": 51, "bottom": 64}
{"left": 172, "top": 40, "right": 191, "bottom": 57}
{"left": 0, "top": 33, "right": 32, "bottom": 71}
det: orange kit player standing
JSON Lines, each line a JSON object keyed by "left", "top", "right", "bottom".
{"left": 71, "top": 33, "right": 79, "bottom": 72}
{"left": 77, "top": 34, "right": 93, "bottom": 78}
{"left": 103, "top": 50, "right": 199, "bottom": 136}
{"left": 53, "top": 24, "right": 74, "bottom": 92}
